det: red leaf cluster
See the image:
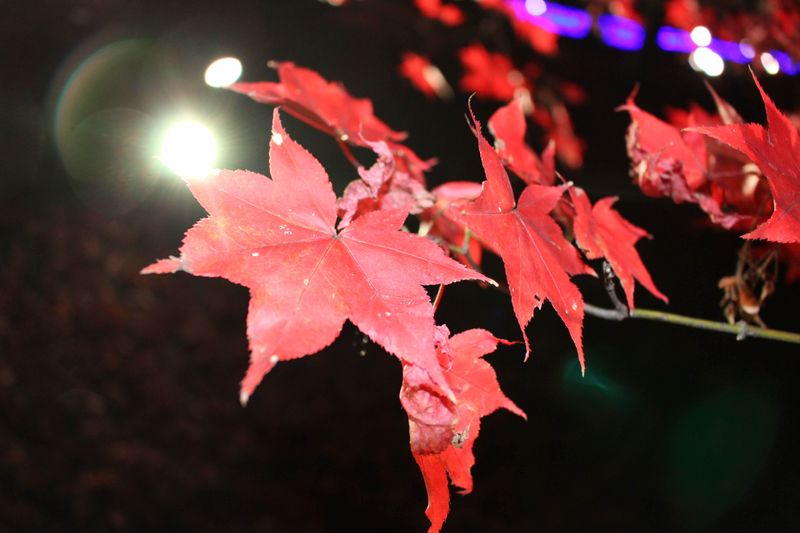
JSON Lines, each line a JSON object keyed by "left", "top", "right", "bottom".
{"left": 623, "top": 75, "right": 799, "bottom": 244}
{"left": 147, "top": 62, "right": 669, "bottom": 533}
{"left": 620, "top": 85, "right": 771, "bottom": 231}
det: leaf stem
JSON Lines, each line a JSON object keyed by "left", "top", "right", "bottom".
{"left": 584, "top": 303, "right": 800, "bottom": 344}
{"left": 432, "top": 284, "right": 445, "bottom": 314}
{"left": 336, "top": 136, "right": 362, "bottom": 168}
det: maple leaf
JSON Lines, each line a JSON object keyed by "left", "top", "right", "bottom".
{"left": 458, "top": 44, "right": 528, "bottom": 102}
{"left": 399, "top": 52, "right": 453, "bottom": 100}
{"left": 427, "top": 181, "right": 485, "bottom": 268}
{"left": 488, "top": 97, "right": 555, "bottom": 185}
{"left": 414, "top": 0, "right": 464, "bottom": 26}
{"left": 143, "top": 109, "right": 488, "bottom": 402}
{"left": 403, "top": 327, "right": 525, "bottom": 533}
{"left": 691, "top": 74, "right": 800, "bottom": 244}
{"left": 620, "top": 89, "right": 758, "bottom": 230}
{"left": 527, "top": 98, "right": 585, "bottom": 170}
{"left": 620, "top": 89, "right": 707, "bottom": 199}
{"left": 447, "top": 107, "right": 593, "bottom": 370}
{"left": 230, "top": 61, "right": 435, "bottom": 186}
{"left": 230, "top": 61, "right": 406, "bottom": 147}
{"left": 569, "top": 187, "right": 668, "bottom": 309}
{"left": 338, "top": 139, "right": 434, "bottom": 228}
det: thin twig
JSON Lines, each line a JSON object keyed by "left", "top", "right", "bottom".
{"left": 602, "top": 261, "right": 629, "bottom": 317}
{"left": 336, "top": 136, "right": 362, "bottom": 168}
{"left": 439, "top": 228, "right": 800, "bottom": 345}
{"left": 432, "top": 284, "right": 445, "bottom": 314}
{"left": 633, "top": 308, "right": 800, "bottom": 343}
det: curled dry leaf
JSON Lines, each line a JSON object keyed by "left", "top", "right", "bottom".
{"left": 404, "top": 326, "right": 525, "bottom": 533}
{"left": 691, "top": 73, "right": 800, "bottom": 244}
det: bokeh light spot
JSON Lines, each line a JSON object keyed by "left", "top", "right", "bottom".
{"left": 760, "top": 52, "right": 780, "bottom": 75}
{"left": 204, "top": 57, "right": 243, "bottom": 88}
{"left": 689, "top": 47, "right": 724, "bottom": 77}
{"left": 689, "top": 26, "right": 712, "bottom": 47}
{"left": 525, "top": 0, "right": 547, "bottom": 16}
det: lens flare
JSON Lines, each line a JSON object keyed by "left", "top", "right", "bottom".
{"left": 159, "top": 121, "right": 217, "bottom": 177}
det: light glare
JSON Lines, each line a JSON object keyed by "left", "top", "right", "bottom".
{"left": 761, "top": 52, "right": 780, "bottom": 75}
{"left": 689, "top": 47, "right": 724, "bottom": 77}
{"left": 690, "top": 26, "right": 712, "bottom": 47}
{"left": 204, "top": 57, "right": 243, "bottom": 88}
{"left": 159, "top": 121, "right": 217, "bottom": 177}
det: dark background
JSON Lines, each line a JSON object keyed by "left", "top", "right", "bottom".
{"left": 2, "top": 1, "right": 800, "bottom": 531}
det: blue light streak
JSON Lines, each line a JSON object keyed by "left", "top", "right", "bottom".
{"left": 598, "top": 14, "right": 645, "bottom": 51}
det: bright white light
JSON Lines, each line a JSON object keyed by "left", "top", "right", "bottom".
{"left": 739, "top": 40, "right": 755, "bottom": 59}
{"left": 690, "top": 26, "right": 712, "bottom": 47}
{"left": 204, "top": 57, "right": 242, "bottom": 88}
{"left": 689, "top": 47, "right": 724, "bottom": 77}
{"left": 760, "top": 52, "right": 780, "bottom": 75}
{"left": 159, "top": 121, "right": 217, "bottom": 177}
{"left": 525, "top": 0, "right": 547, "bottom": 16}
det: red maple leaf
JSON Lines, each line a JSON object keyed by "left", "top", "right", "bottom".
{"left": 446, "top": 107, "right": 593, "bottom": 370}
{"left": 459, "top": 43, "right": 528, "bottom": 102}
{"left": 403, "top": 327, "right": 525, "bottom": 533}
{"left": 570, "top": 187, "right": 668, "bottom": 309}
{"left": 620, "top": 89, "right": 707, "bottom": 199}
{"left": 338, "top": 139, "right": 434, "bottom": 228}
{"left": 230, "top": 61, "right": 406, "bottom": 147}
{"left": 488, "top": 97, "right": 555, "bottom": 185}
{"left": 426, "top": 181, "right": 485, "bottom": 268}
{"left": 143, "top": 110, "right": 488, "bottom": 402}
{"left": 399, "top": 52, "right": 453, "bottom": 100}
{"left": 414, "top": 0, "right": 464, "bottom": 26}
{"left": 691, "top": 74, "right": 800, "bottom": 244}
{"left": 620, "top": 89, "right": 759, "bottom": 230}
